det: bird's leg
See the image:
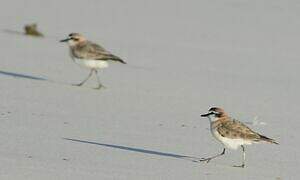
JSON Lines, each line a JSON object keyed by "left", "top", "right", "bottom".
{"left": 198, "top": 148, "right": 225, "bottom": 163}
{"left": 233, "top": 145, "right": 245, "bottom": 168}
{"left": 74, "top": 69, "right": 94, "bottom": 86}
{"left": 94, "top": 70, "right": 105, "bottom": 89}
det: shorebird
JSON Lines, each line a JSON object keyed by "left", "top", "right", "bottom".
{"left": 200, "top": 107, "right": 278, "bottom": 168}
{"left": 60, "top": 33, "right": 126, "bottom": 89}
{"left": 24, "top": 23, "right": 44, "bottom": 37}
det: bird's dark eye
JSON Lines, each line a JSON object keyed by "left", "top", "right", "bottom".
{"left": 72, "top": 38, "right": 79, "bottom": 41}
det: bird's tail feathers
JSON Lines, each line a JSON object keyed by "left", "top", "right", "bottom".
{"left": 259, "top": 134, "right": 279, "bottom": 145}
{"left": 109, "top": 55, "right": 126, "bottom": 64}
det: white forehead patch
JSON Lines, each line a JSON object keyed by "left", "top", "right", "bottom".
{"left": 210, "top": 110, "right": 219, "bottom": 114}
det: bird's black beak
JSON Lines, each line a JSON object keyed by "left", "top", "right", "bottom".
{"left": 60, "top": 38, "right": 70, "bottom": 42}
{"left": 201, "top": 112, "right": 213, "bottom": 117}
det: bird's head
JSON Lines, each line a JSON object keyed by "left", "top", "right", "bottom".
{"left": 60, "top": 33, "right": 86, "bottom": 46}
{"left": 201, "top": 107, "right": 227, "bottom": 122}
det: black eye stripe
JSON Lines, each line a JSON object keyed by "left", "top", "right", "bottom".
{"left": 71, "top": 37, "right": 79, "bottom": 41}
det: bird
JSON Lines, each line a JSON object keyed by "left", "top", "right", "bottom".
{"left": 24, "top": 23, "right": 44, "bottom": 37}
{"left": 199, "top": 107, "right": 278, "bottom": 168}
{"left": 60, "top": 33, "right": 126, "bottom": 89}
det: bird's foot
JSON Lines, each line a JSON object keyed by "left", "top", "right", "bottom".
{"left": 196, "top": 157, "right": 212, "bottom": 163}
{"left": 72, "top": 83, "right": 83, "bottom": 86}
{"left": 94, "top": 84, "right": 106, "bottom": 90}
{"left": 233, "top": 164, "right": 245, "bottom": 168}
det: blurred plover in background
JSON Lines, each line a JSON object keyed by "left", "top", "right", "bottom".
{"left": 24, "top": 23, "right": 44, "bottom": 37}
{"left": 60, "top": 33, "right": 126, "bottom": 89}
{"left": 200, "top": 107, "right": 278, "bottom": 168}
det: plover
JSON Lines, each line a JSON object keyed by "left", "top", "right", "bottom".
{"left": 60, "top": 33, "right": 126, "bottom": 89}
{"left": 24, "top": 23, "right": 44, "bottom": 37}
{"left": 200, "top": 107, "right": 278, "bottom": 168}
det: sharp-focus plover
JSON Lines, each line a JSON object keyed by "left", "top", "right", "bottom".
{"left": 60, "top": 33, "right": 126, "bottom": 89}
{"left": 200, "top": 107, "right": 278, "bottom": 168}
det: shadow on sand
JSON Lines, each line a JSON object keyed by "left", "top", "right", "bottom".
{"left": 0, "top": 70, "right": 104, "bottom": 91}
{"left": 2, "top": 29, "right": 25, "bottom": 36}
{"left": 0, "top": 70, "right": 48, "bottom": 81}
{"left": 63, "top": 138, "right": 199, "bottom": 162}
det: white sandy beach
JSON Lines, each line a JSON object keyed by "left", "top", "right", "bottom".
{"left": 0, "top": 0, "right": 299, "bottom": 179}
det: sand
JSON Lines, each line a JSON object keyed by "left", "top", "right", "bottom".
{"left": 0, "top": 0, "right": 298, "bottom": 179}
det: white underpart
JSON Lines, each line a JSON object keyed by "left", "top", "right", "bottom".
{"left": 74, "top": 58, "right": 109, "bottom": 69}
{"left": 210, "top": 125, "right": 253, "bottom": 150}
{"left": 207, "top": 114, "right": 253, "bottom": 150}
